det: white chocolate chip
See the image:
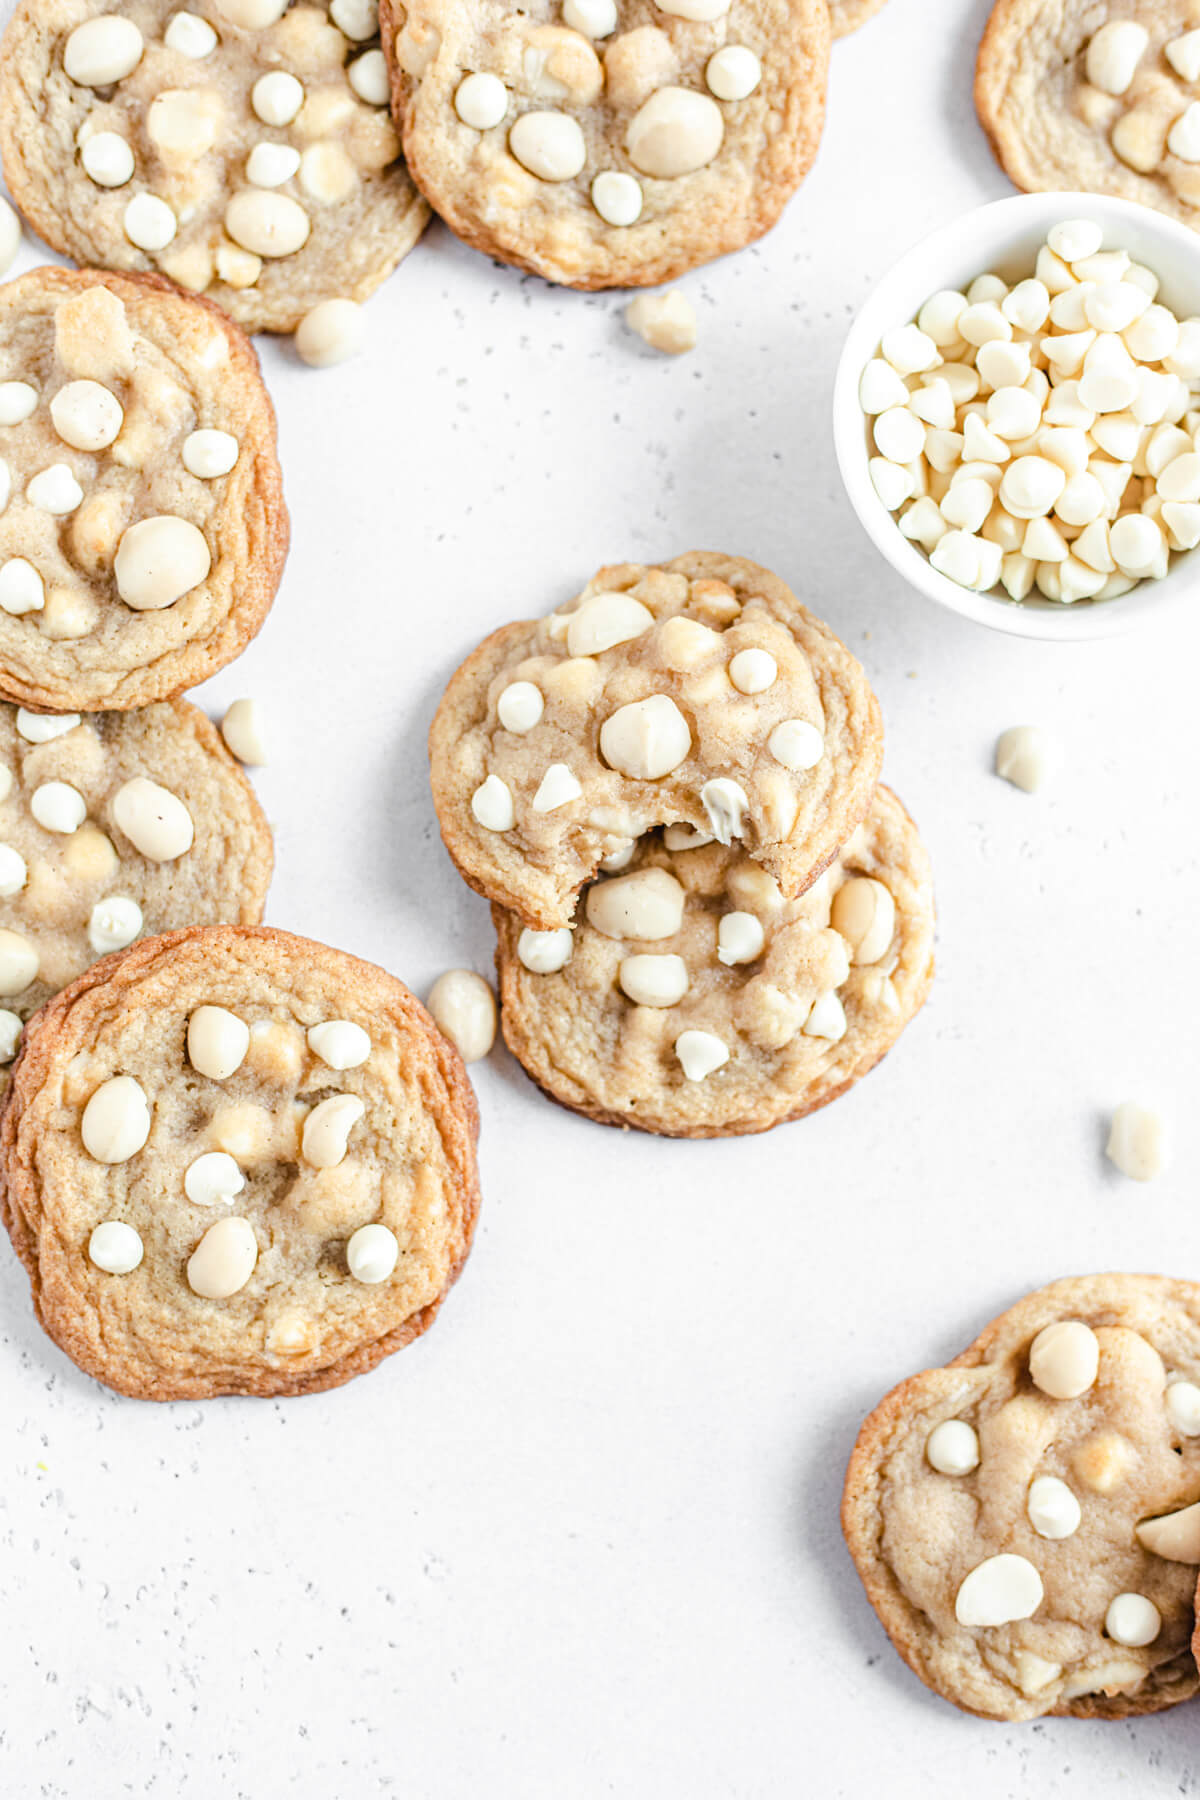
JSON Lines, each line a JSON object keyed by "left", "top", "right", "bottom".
{"left": 591, "top": 170, "right": 642, "bottom": 226}
{"left": 215, "top": 0, "right": 289, "bottom": 22}
{"left": 674, "top": 1028, "right": 729, "bottom": 1081}
{"left": 767, "top": 719, "right": 823, "bottom": 772}
{"left": 81, "top": 1075, "right": 151, "bottom": 1163}
{"left": 0, "top": 845, "right": 26, "bottom": 897}
{"left": 50, "top": 381, "right": 123, "bottom": 453}
{"left": 995, "top": 724, "right": 1057, "bottom": 794}
{"left": 619, "top": 952, "right": 688, "bottom": 1007}
{"left": 16, "top": 709, "right": 79, "bottom": 743}
{"left": 81, "top": 132, "right": 135, "bottom": 188}
{"left": 1166, "top": 1380, "right": 1200, "bottom": 1437}
{"left": 186, "top": 1216, "right": 258, "bottom": 1300}
{"left": 509, "top": 110, "right": 587, "bottom": 181}
{"left": 64, "top": 16, "right": 145, "bottom": 85}
{"left": 123, "top": 193, "right": 177, "bottom": 252}
{"left": 925, "top": 1419, "right": 980, "bottom": 1476}
{"left": 663, "top": 823, "right": 712, "bottom": 851}
{"left": 112, "top": 777, "right": 195, "bottom": 860}
{"left": 114, "top": 516, "right": 211, "bottom": 610}
{"left": 587, "top": 867, "right": 685, "bottom": 940}
{"left": 427, "top": 968, "right": 496, "bottom": 1062}
{"left": 1104, "top": 1593, "right": 1160, "bottom": 1648}
{"left": 656, "top": 0, "right": 730, "bottom": 14}
{"left": 219, "top": 697, "right": 265, "bottom": 765}
{"left": 1029, "top": 1320, "right": 1100, "bottom": 1399}
{"left": 252, "top": 71, "right": 304, "bottom": 126}
{"left": 331, "top": 0, "right": 378, "bottom": 37}
{"left": 1014, "top": 1651, "right": 1062, "bottom": 1696}
{"left": 31, "top": 781, "right": 86, "bottom": 835}
{"left": 0, "top": 927, "right": 37, "bottom": 995}
{"left": 716, "top": 911, "right": 764, "bottom": 966}
{"left": 625, "top": 87, "right": 724, "bottom": 179}
{"left": 1086, "top": 22, "right": 1148, "bottom": 96}
{"left": 566, "top": 592, "right": 653, "bottom": 656}
{"left": 184, "top": 1150, "right": 245, "bottom": 1206}
{"left": 301, "top": 1093, "right": 365, "bottom": 1168}
{"left": 88, "top": 1220, "right": 144, "bottom": 1275}
{"left": 873, "top": 406, "right": 925, "bottom": 463}
{"left": 295, "top": 299, "right": 365, "bottom": 369}
{"left": 600, "top": 695, "right": 690, "bottom": 779}
{"left": 705, "top": 45, "right": 761, "bottom": 101}
{"left": 0, "top": 1009, "right": 20, "bottom": 1062}
{"left": 1167, "top": 29, "right": 1200, "bottom": 83}
{"left": 532, "top": 763, "right": 583, "bottom": 812}
{"left": 454, "top": 72, "right": 508, "bottom": 130}
{"left": 1027, "top": 1475, "right": 1082, "bottom": 1539}
{"left": 0, "top": 559, "right": 44, "bottom": 615}
{"left": 164, "top": 12, "right": 219, "bottom": 57}
{"left": 497, "top": 681, "right": 544, "bottom": 733}
{"left": 26, "top": 465, "right": 83, "bottom": 515}
{"left": 188, "top": 1005, "right": 250, "bottom": 1079}
{"left": 564, "top": 0, "right": 616, "bottom": 35}
{"left": 87, "top": 895, "right": 143, "bottom": 954}
{"left": 348, "top": 49, "right": 389, "bottom": 106}
{"left": 471, "top": 774, "right": 515, "bottom": 831}
{"left": 728, "top": 648, "right": 776, "bottom": 694}
{"left": 831, "top": 877, "right": 895, "bottom": 965}
{"left": 700, "top": 777, "right": 748, "bottom": 845}
{"left": 246, "top": 142, "right": 302, "bottom": 187}
{"left": 999, "top": 456, "right": 1067, "bottom": 519}
{"left": 869, "top": 458, "right": 916, "bottom": 510}
{"left": 346, "top": 1222, "right": 399, "bottom": 1284}
{"left": 881, "top": 324, "right": 940, "bottom": 376}
{"left": 803, "top": 991, "right": 847, "bottom": 1041}
{"left": 1105, "top": 1100, "right": 1168, "bottom": 1181}
{"left": 225, "top": 190, "right": 311, "bottom": 257}
{"left": 307, "top": 1020, "right": 370, "bottom": 1069}
{"left": 1135, "top": 1502, "right": 1200, "bottom": 1563}
{"left": 517, "top": 927, "right": 573, "bottom": 973}
{"left": 183, "top": 429, "right": 239, "bottom": 481}
{"left": 0, "top": 382, "right": 37, "bottom": 425}
{"left": 859, "top": 359, "right": 909, "bottom": 414}
{"left": 954, "top": 1554, "right": 1043, "bottom": 1628}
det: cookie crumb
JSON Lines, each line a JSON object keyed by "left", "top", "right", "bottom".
{"left": 995, "top": 725, "right": 1057, "bottom": 792}
{"left": 625, "top": 290, "right": 697, "bottom": 356}
{"left": 1106, "top": 1100, "right": 1168, "bottom": 1181}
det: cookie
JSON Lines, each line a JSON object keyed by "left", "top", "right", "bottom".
{"left": 976, "top": 1, "right": 1200, "bottom": 225}
{"left": 0, "top": 696, "right": 271, "bottom": 1082}
{"left": 429, "top": 553, "right": 884, "bottom": 932}
{"left": 493, "top": 783, "right": 933, "bottom": 1137}
{"left": 830, "top": 0, "right": 887, "bottom": 38}
{"left": 843, "top": 1274, "right": 1200, "bottom": 1721}
{"left": 380, "top": 0, "right": 830, "bottom": 289}
{"left": 0, "top": 1, "right": 429, "bottom": 334}
{"left": 0, "top": 267, "right": 287, "bottom": 712}
{"left": 0, "top": 924, "right": 481, "bottom": 1399}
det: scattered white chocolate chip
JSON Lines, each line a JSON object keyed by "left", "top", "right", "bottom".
{"left": 1027, "top": 1475, "right": 1082, "bottom": 1539}
{"left": 81, "top": 1075, "right": 151, "bottom": 1163}
{"left": 0, "top": 559, "right": 45, "bottom": 615}
{"left": 187, "top": 1216, "right": 258, "bottom": 1300}
{"left": 954, "top": 1553, "right": 1043, "bottom": 1628}
{"left": 348, "top": 49, "right": 389, "bottom": 106}
{"left": 587, "top": 867, "right": 685, "bottom": 940}
{"left": 600, "top": 696, "right": 691, "bottom": 779}
{"left": 803, "top": 991, "right": 847, "bottom": 1041}
{"left": 64, "top": 16, "right": 145, "bottom": 85}
{"left": 497, "top": 681, "right": 544, "bottom": 733}
{"left": 1135, "top": 1502, "right": 1200, "bottom": 1564}
{"left": 454, "top": 72, "right": 508, "bottom": 131}
{"left": 301, "top": 1093, "right": 365, "bottom": 1168}
{"left": 187, "top": 1005, "right": 250, "bottom": 1079}
{"left": 1105, "top": 1593, "right": 1160, "bottom": 1648}
{"left": 532, "top": 763, "right": 583, "bottom": 813}
{"left": 0, "top": 927, "right": 37, "bottom": 995}
{"left": 184, "top": 1150, "right": 245, "bottom": 1206}
{"left": 87, "top": 895, "right": 143, "bottom": 954}
{"left": 925, "top": 1419, "right": 980, "bottom": 1476}
{"left": 164, "top": 12, "right": 219, "bottom": 57}
{"left": 220, "top": 698, "right": 266, "bottom": 765}
{"left": 705, "top": 45, "right": 761, "bottom": 101}
{"left": 112, "top": 777, "right": 194, "bottom": 860}
{"left": 16, "top": 709, "right": 79, "bottom": 743}
{"left": 517, "top": 927, "right": 573, "bottom": 973}
{"left": 700, "top": 777, "right": 748, "bottom": 845}
{"left": 26, "top": 465, "right": 83, "bottom": 515}
{"left": 728, "top": 648, "right": 776, "bottom": 694}
{"left": 716, "top": 911, "right": 764, "bottom": 967}
{"left": 563, "top": 0, "right": 616, "bottom": 34}
{"left": 0, "top": 845, "right": 26, "bottom": 897}
{"left": 509, "top": 111, "right": 587, "bottom": 181}
{"left": 123, "top": 193, "right": 177, "bottom": 252}
{"left": 114, "top": 516, "right": 211, "bottom": 611}
{"left": 995, "top": 725, "right": 1057, "bottom": 793}
{"left": 427, "top": 969, "right": 496, "bottom": 1062}
{"left": 591, "top": 170, "right": 642, "bottom": 227}
{"left": 183, "top": 429, "right": 239, "bottom": 480}
{"left": 0, "top": 382, "right": 37, "bottom": 425}
{"left": 88, "top": 1220, "right": 144, "bottom": 1275}
{"left": 307, "top": 1020, "right": 370, "bottom": 1070}
{"left": 345, "top": 1221, "right": 398, "bottom": 1284}
{"left": 471, "top": 774, "right": 515, "bottom": 831}
{"left": 1029, "top": 1320, "right": 1100, "bottom": 1399}
{"left": 0, "top": 1009, "right": 21, "bottom": 1061}
{"left": 767, "top": 718, "right": 824, "bottom": 772}
{"left": 625, "top": 289, "right": 698, "bottom": 356}
{"left": 625, "top": 87, "right": 724, "bottom": 179}
{"left": 619, "top": 952, "right": 688, "bottom": 1007}
{"left": 31, "top": 781, "right": 86, "bottom": 835}
{"left": 295, "top": 298, "right": 365, "bottom": 370}
{"left": 252, "top": 70, "right": 304, "bottom": 127}
{"left": 81, "top": 132, "right": 135, "bottom": 188}
{"left": 1105, "top": 1100, "right": 1168, "bottom": 1181}
{"left": 1166, "top": 1380, "right": 1200, "bottom": 1437}
{"left": 674, "top": 1029, "right": 730, "bottom": 1082}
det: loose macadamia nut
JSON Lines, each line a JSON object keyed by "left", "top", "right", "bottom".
{"left": 426, "top": 970, "right": 497, "bottom": 1064}
{"left": 626, "top": 290, "right": 698, "bottom": 356}
{"left": 1106, "top": 1100, "right": 1169, "bottom": 1181}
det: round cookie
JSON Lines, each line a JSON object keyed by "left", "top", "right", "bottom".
{"left": 429, "top": 553, "right": 884, "bottom": 931}
{"left": 380, "top": 0, "right": 831, "bottom": 289}
{"left": 0, "top": 1, "right": 429, "bottom": 334}
{"left": 976, "top": 0, "right": 1200, "bottom": 224}
{"left": 831, "top": 0, "right": 887, "bottom": 39}
{"left": 493, "top": 784, "right": 933, "bottom": 1137}
{"left": 843, "top": 1274, "right": 1200, "bottom": 1721}
{"left": 0, "top": 697, "right": 271, "bottom": 1082}
{"left": 0, "top": 266, "right": 286, "bottom": 712}
{"left": 0, "top": 924, "right": 481, "bottom": 1399}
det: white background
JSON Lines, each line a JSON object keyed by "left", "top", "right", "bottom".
{"left": 1, "top": 1, "right": 1198, "bottom": 1794}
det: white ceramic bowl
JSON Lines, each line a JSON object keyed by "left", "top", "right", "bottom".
{"left": 833, "top": 191, "right": 1200, "bottom": 641}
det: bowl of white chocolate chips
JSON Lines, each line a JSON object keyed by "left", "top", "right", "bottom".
{"left": 834, "top": 191, "right": 1200, "bottom": 639}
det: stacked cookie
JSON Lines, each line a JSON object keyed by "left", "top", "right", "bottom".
{"left": 428, "top": 552, "right": 935, "bottom": 1136}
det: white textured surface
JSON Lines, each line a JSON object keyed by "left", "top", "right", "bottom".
{"left": 1, "top": 1, "right": 1198, "bottom": 1794}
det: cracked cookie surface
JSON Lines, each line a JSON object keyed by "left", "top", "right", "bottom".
{"left": 381, "top": 0, "right": 830, "bottom": 288}
{"left": 0, "top": 924, "right": 480, "bottom": 1399}
{"left": 843, "top": 1273, "right": 1200, "bottom": 1720}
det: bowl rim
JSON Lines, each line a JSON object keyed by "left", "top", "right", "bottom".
{"left": 833, "top": 190, "right": 1200, "bottom": 642}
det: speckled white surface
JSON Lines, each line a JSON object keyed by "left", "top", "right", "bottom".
{"left": 1, "top": 2, "right": 1198, "bottom": 1794}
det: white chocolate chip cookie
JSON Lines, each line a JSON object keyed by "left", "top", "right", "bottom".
{"left": 0, "top": 1, "right": 429, "bottom": 333}
{"left": 493, "top": 784, "right": 933, "bottom": 1137}
{"left": 0, "top": 267, "right": 286, "bottom": 711}
{"left": 0, "top": 697, "right": 271, "bottom": 1081}
{"left": 843, "top": 1273, "right": 1200, "bottom": 1721}
{"left": 976, "top": 0, "right": 1200, "bottom": 228}
{"left": 429, "top": 553, "right": 884, "bottom": 931}
{"left": 379, "top": 0, "right": 830, "bottom": 288}
{"left": 0, "top": 924, "right": 480, "bottom": 1399}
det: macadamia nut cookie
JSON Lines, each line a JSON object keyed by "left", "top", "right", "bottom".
{"left": 380, "top": 0, "right": 830, "bottom": 288}
{"left": 0, "top": 925, "right": 480, "bottom": 1399}
{"left": 0, "top": 1, "right": 429, "bottom": 333}
{"left": 429, "top": 553, "right": 883, "bottom": 931}
{"left": 843, "top": 1274, "right": 1200, "bottom": 1721}
{"left": 493, "top": 784, "right": 932, "bottom": 1137}
{"left": 0, "top": 267, "right": 286, "bottom": 711}
{"left": 976, "top": 0, "right": 1200, "bottom": 227}
{"left": 0, "top": 697, "right": 271, "bottom": 1081}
